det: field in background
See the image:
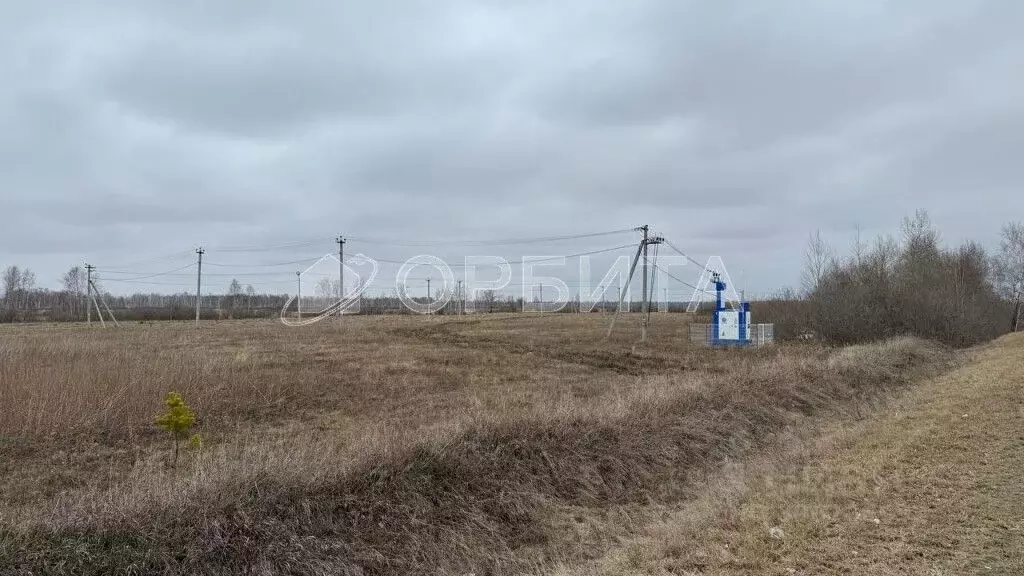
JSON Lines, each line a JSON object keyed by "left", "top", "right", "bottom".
{"left": 0, "top": 314, "right": 963, "bottom": 574}
{"left": 0, "top": 314, "right": 710, "bottom": 440}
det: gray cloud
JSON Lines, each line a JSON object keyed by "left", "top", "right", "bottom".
{"left": 0, "top": 0, "right": 1022, "bottom": 297}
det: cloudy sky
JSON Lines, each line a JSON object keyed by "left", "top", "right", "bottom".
{"left": 1, "top": 0, "right": 1021, "bottom": 299}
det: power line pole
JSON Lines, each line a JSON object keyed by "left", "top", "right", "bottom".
{"left": 91, "top": 279, "right": 121, "bottom": 328}
{"left": 640, "top": 225, "right": 649, "bottom": 319}
{"left": 195, "top": 248, "right": 204, "bottom": 326}
{"left": 425, "top": 277, "right": 432, "bottom": 315}
{"left": 606, "top": 240, "right": 646, "bottom": 338}
{"left": 296, "top": 271, "right": 302, "bottom": 319}
{"left": 456, "top": 280, "right": 463, "bottom": 315}
{"left": 642, "top": 237, "right": 661, "bottom": 340}
{"left": 336, "top": 235, "right": 345, "bottom": 300}
{"left": 89, "top": 281, "right": 105, "bottom": 328}
{"left": 85, "top": 263, "right": 94, "bottom": 325}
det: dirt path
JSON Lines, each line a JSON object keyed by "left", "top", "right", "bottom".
{"left": 554, "top": 333, "right": 1024, "bottom": 575}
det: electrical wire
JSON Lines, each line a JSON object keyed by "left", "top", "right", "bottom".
{"left": 90, "top": 241, "right": 640, "bottom": 292}
{"left": 203, "top": 256, "right": 326, "bottom": 268}
{"left": 207, "top": 237, "right": 336, "bottom": 253}
{"left": 346, "top": 228, "right": 635, "bottom": 247}
{"left": 370, "top": 243, "right": 636, "bottom": 267}
{"left": 651, "top": 261, "right": 715, "bottom": 296}
{"left": 98, "top": 250, "right": 195, "bottom": 269}
{"left": 100, "top": 279, "right": 198, "bottom": 287}
{"left": 663, "top": 239, "right": 716, "bottom": 274}
{"left": 97, "top": 264, "right": 196, "bottom": 281}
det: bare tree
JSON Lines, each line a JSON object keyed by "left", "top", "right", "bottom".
{"left": 2, "top": 266, "right": 19, "bottom": 301}
{"left": 2, "top": 266, "right": 35, "bottom": 320}
{"left": 315, "top": 278, "right": 340, "bottom": 298}
{"left": 900, "top": 209, "right": 941, "bottom": 270}
{"left": 245, "top": 284, "right": 256, "bottom": 315}
{"left": 19, "top": 269, "right": 36, "bottom": 292}
{"left": 801, "top": 212, "right": 1009, "bottom": 346}
{"left": 1, "top": 266, "right": 17, "bottom": 321}
{"left": 992, "top": 221, "right": 1024, "bottom": 330}
{"left": 800, "top": 230, "right": 834, "bottom": 296}
{"left": 481, "top": 289, "right": 496, "bottom": 313}
{"left": 851, "top": 224, "right": 866, "bottom": 267}
{"left": 61, "top": 266, "right": 87, "bottom": 320}
{"left": 62, "top": 266, "right": 86, "bottom": 294}
{"left": 225, "top": 279, "right": 243, "bottom": 318}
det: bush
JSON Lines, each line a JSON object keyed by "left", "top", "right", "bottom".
{"left": 800, "top": 212, "right": 1011, "bottom": 347}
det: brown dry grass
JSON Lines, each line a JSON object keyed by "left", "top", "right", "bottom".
{"left": 554, "top": 333, "right": 1024, "bottom": 575}
{"left": 0, "top": 314, "right": 955, "bottom": 575}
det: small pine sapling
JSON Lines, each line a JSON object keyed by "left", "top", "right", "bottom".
{"left": 154, "top": 392, "right": 197, "bottom": 468}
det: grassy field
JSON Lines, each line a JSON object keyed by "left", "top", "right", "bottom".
{"left": 0, "top": 314, "right": 964, "bottom": 574}
{"left": 556, "top": 332, "right": 1024, "bottom": 575}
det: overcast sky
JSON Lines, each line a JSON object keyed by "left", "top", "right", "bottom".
{"left": 1, "top": 0, "right": 1021, "bottom": 299}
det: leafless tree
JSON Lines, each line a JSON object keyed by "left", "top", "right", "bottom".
{"left": 62, "top": 266, "right": 85, "bottom": 294}
{"left": 851, "top": 224, "right": 866, "bottom": 267}
{"left": 1, "top": 266, "right": 19, "bottom": 321}
{"left": 225, "top": 279, "right": 243, "bottom": 318}
{"left": 2, "top": 266, "right": 20, "bottom": 301}
{"left": 481, "top": 289, "right": 496, "bottom": 313}
{"left": 315, "top": 278, "right": 340, "bottom": 298}
{"left": 992, "top": 221, "right": 1024, "bottom": 330}
{"left": 61, "top": 266, "right": 87, "bottom": 320}
{"left": 2, "top": 266, "right": 36, "bottom": 320}
{"left": 799, "top": 212, "right": 1010, "bottom": 346}
{"left": 19, "top": 269, "right": 36, "bottom": 292}
{"left": 245, "top": 284, "right": 256, "bottom": 315}
{"left": 800, "top": 230, "right": 834, "bottom": 296}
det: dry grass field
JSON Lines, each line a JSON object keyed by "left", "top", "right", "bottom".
{"left": 0, "top": 313, "right": 971, "bottom": 574}
{"left": 555, "top": 332, "right": 1024, "bottom": 575}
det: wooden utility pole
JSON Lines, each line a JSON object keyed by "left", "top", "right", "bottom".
{"left": 90, "top": 285, "right": 105, "bottom": 327}
{"left": 606, "top": 240, "right": 646, "bottom": 338}
{"left": 296, "top": 271, "right": 302, "bottom": 319}
{"left": 195, "top": 248, "right": 204, "bottom": 326}
{"left": 85, "top": 263, "right": 94, "bottom": 325}
{"left": 640, "top": 225, "right": 658, "bottom": 341}
{"left": 336, "top": 235, "right": 345, "bottom": 300}
{"left": 90, "top": 279, "right": 120, "bottom": 327}
{"left": 640, "top": 225, "right": 649, "bottom": 321}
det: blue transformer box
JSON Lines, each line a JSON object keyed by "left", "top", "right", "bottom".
{"left": 710, "top": 273, "right": 752, "bottom": 347}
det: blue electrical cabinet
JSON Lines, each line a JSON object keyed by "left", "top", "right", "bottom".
{"left": 710, "top": 273, "right": 752, "bottom": 347}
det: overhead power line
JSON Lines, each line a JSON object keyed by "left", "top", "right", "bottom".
{"left": 371, "top": 243, "right": 636, "bottom": 267}
{"left": 96, "top": 264, "right": 196, "bottom": 281}
{"left": 663, "top": 239, "right": 715, "bottom": 274}
{"left": 346, "top": 228, "right": 635, "bottom": 247}
{"left": 203, "top": 256, "right": 326, "bottom": 268}
{"left": 651, "top": 262, "right": 715, "bottom": 296}
{"left": 208, "top": 237, "right": 335, "bottom": 253}
{"left": 100, "top": 250, "right": 195, "bottom": 270}
{"left": 99, "top": 244, "right": 637, "bottom": 281}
